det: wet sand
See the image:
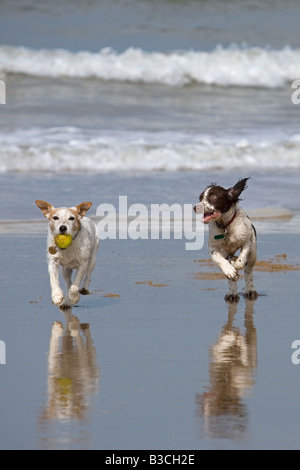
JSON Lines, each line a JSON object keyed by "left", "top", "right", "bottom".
{"left": 194, "top": 254, "right": 300, "bottom": 280}
{"left": 0, "top": 213, "right": 300, "bottom": 450}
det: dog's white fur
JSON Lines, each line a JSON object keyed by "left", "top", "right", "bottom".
{"left": 207, "top": 205, "right": 257, "bottom": 301}
{"left": 36, "top": 200, "right": 99, "bottom": 308}
{"left": 194, "top": 179, "right": 257, "bottom": 301}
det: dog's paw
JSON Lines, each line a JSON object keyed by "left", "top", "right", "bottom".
{"left": 69, "top": 285, "right": 80, "bottom": 305}
{"left": 60, "top": 300, "right": 71, "bottom": 310}
{"left": 225, "top": 293, "right": 240, "bottom": 303}
{"left": 244, "top": 290, "right": 258, "bottom": 300}
{"left": 79, "top": 287, "right": 90, "bottom": 295}
{"left": 224, "top": 264, "right": 239, "bottom": 281}
{"left": 52, "top": 291, "right": 64, "bottom": 306}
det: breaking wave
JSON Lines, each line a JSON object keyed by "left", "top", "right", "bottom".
{"left": 1, "top": 127, "right": 300, "bottom": 173}
{"left": 1, "top": 44, "right": 300, "bottom": 87}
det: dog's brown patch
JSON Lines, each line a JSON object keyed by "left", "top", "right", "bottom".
{"left": 69, "top": 208, "right": 81, "bottom": 231}
{"left": 35, "top": 200, "right": 53, "bottom": 218}
{"left": 48, "top": 245, "right": 57, "bottom": 255}
{"left": 76, "top": 201, "right": 92, "bottom": 218}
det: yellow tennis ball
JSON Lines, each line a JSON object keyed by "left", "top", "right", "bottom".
{"left": 55, "top": 234, "right": 73, "bottom": 249}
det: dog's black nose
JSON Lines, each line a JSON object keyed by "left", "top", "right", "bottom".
{"left": 59, "top": 225, "right": 67, "bottom": 233}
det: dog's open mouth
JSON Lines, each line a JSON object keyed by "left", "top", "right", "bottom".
{"left": 203, "top": 210, "right": 221, "bottom": 224}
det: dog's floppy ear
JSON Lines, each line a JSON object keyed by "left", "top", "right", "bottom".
{"left": 35, "top": 200, "right": 54, "bottom": 218}
{"left": 76, "top": 201, "right": 92, "bottom": 218}
{"left": 227, "top": 177, "right": 250, "bottom": 203}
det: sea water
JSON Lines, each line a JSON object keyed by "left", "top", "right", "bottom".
{"left": 0, "top": 0, "right": 300, "bottom": 176}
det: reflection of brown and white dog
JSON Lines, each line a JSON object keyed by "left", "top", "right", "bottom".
{"left": 35, "top": 200, "right": 99, "bottom": 308}
{"left": 197, "top": 300, "right": 257, "bottom": 438}
{"left": 194, "top": 178, "right": 257, "bottom": 302}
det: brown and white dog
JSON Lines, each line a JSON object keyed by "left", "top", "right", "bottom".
{"left": 194, "top": 178, "right": 257, "bottom": 302}
{"left": 36, "top": 200, "right": 99, "bottom": 308}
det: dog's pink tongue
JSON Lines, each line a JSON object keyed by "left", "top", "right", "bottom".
{"left": 203, "top": 211, "right": 220, "bottom": 224}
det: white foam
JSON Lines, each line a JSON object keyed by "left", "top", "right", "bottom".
{"left": 1, "top": 44, "right": 300, "bottom": 87}
{"left": 1, "top": 127, "right": 300, "bottom": 173}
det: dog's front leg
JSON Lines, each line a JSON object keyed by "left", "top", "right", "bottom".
{"left": 210, "top": 250, "right": 239, "bottom": 302}
{"left": 61, "top": 267, "right": 73, "bottom": 308}
{"left": 48, "top": 259, "right": 64, "bottom": 306}
{"left": 68, "top": 262, "right": 88, "bottom": 305}
{"left": 210, "top": 250, "right": 239, "bottom": 281}
{"left": 231, "top": 244, "right": 251, "bottom": 271}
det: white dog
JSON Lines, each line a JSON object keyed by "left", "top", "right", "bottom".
{"left": 194, "top": 178, "right": 257, "bottom": 302}
{"left": 36, "top": 200, "right": 99, "bottom": 308}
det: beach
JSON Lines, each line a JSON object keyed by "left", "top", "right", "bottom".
{"left": 0, "top": 172, "right": 300, "bottom": 450}
{"left": 1, "top": 0, "right": 300, "bottom": 451}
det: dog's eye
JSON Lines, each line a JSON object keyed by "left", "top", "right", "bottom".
{"left": 69, "top": 216, "right": 75, "bottom": 221}
{"left": 53, "top": 216, "right": 59, "bottom": 220}
{"left": 210, "top": 195, "right": 217, "bottom": 202}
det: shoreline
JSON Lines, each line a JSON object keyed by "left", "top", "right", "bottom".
{"left": 0, "top": 212, "right": 299, "bottom": 236}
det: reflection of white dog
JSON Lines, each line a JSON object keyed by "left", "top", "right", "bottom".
{"left": 42, "top": 313, "right": 99, "bottom": 421}
{"left": 35, "top": 200, "right": 99, "bottom": 308}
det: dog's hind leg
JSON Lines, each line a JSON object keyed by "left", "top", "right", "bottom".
{"left": 79, "top": 260, "right": 95, "bottom": 295}
{"left": 79, "top": 272, "right": 93, "bottom": 295}
{"left": 244, "top": 265, "right": 258, "bottom": 299}
{"left": 68, "top": 263, "right": 88, "bottom": 304}
{"left": 244, "top": 241, "right": 258, "bottom": 299}
{"left": 48, "top": 260, "right": 64, "bottom": 306}
{"left": 80, "top": 240, "right": 99, "bottom": 295}
{"left": 62, "top": 267, "right": 72, "bottom": 290}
